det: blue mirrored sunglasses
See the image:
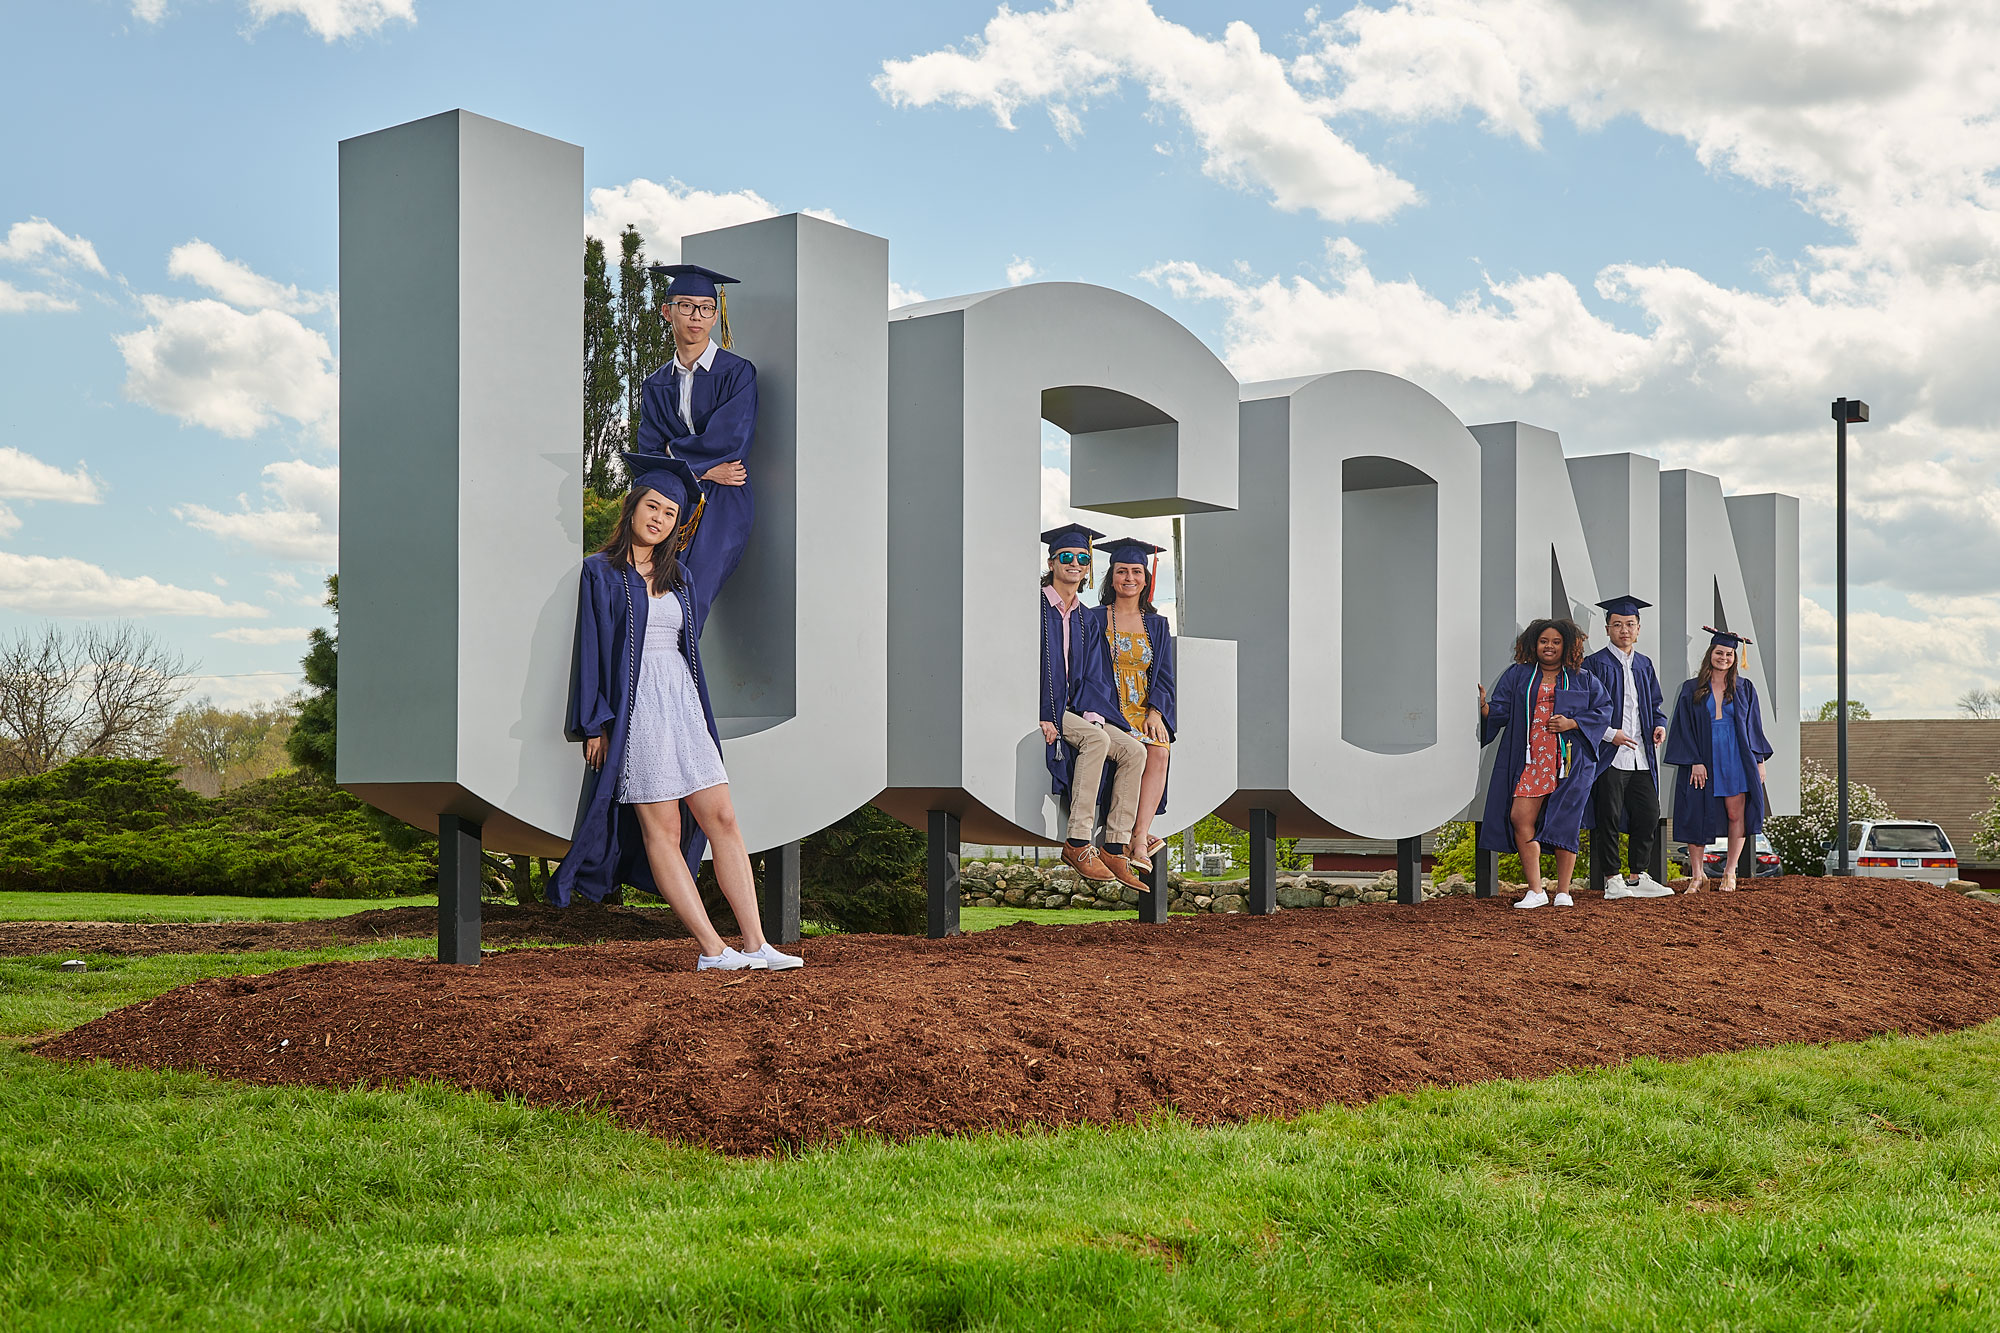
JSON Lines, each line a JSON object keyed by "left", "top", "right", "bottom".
{"left": 1051, "top": 551, "right": 1092, "bottom": 566}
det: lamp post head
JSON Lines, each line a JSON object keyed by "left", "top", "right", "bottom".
{"left": 1832, "top": 397, "right": 1870, "bottom": 423}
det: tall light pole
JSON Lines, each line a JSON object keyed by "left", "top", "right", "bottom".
{"left": 1831, "top": 396, "right": 1869, "bottom": 873}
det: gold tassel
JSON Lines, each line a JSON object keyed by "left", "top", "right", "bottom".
{"left": 715, "top": 285, "right": 731, "bottom": 349}
{"left": 673, "top": 492, "right": 708, "bottom": 558}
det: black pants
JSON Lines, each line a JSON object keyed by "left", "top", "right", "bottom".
{"left": 1591, "top": 767, "right": 1659, "bottom": 879}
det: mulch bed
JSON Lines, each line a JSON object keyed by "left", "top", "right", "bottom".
{"left": 0, "top": 901, "right": 688, "bottom": 957}
{"left": 37, "top": 878, "right": 2000, "bottom": 1155}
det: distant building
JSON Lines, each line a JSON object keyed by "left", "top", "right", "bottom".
{"left": 1799, "top": 719, "right": 2000, "bottom": 886}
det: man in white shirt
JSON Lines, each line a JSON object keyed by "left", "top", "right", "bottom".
{"left": 1582, "top": 596, "right": 1674, "bottom": 898}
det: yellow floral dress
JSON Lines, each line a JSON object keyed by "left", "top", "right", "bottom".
{"left": 1107, "top": 614, "right": 1167, "bottom": 747}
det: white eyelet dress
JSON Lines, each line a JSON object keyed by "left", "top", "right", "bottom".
{"left": 617, "top": 590, "right": 728, "bottom": 804}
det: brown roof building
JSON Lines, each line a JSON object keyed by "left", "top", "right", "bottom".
{"left": 1799, "top": 720, "right": 2000, "bottom": 867}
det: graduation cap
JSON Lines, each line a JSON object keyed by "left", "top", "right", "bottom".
{"left": 1702, "top": 625, "right": 1753, "bottom": 650}
{"left": 1097, "top": 535, "right": 1165, "bottom": 602}
{"left": 1597, "top": 595, "right": 1651, "bottom": 618}
{"left": 1041, "top": 523, "right": 1104, "bottom": 554}
{"left": 647, "top": 263, "right": 739, "bottom": 300}
{"left": 619, "top": 451, "right": 703, "bottom": 525}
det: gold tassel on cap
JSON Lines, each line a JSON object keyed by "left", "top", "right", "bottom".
{"left": 715, "top": 285, "right": 731, "bottom": 349}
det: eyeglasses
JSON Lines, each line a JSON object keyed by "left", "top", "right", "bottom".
{"left": 668, "top": 300, "right": 719, "bottom": 320}
{"left": 1052, "top": 552, "right": 1092, "bottom": 566}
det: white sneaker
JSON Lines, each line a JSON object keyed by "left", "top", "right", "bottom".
{"left": 1514, "top": 889, "right": 1549, "bottom": 910}
{"left": 1553, "top": 891, "right": 1574, "bottom": 907}
{"left": 745, "top": 943, "right": 804, "bottom": 971}
{"left": 697, "top": 946, "right": 768, "bottom": 972}
{"left": 1628, "top": 873, "right": 1674, "bottom": 898}
{"left": 1603, "top": 875, "right": 1634, "bottom": 900}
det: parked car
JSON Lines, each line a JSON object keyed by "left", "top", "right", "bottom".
{"left": 1829, "top": 820, "right": 1960, "bottom": 885}
{"left": 1668, "top": 835, "right": 1783, "bottom": 878}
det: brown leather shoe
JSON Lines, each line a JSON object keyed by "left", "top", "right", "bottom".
{"left": 1061, "top": 842, "right": 1117, "bottom": 882}
{"left": 1099, "top": 850, "right": 1146, "bottom": 891}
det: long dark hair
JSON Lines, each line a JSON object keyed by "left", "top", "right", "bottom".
{"left": 1513, "top": 617, "right": 1586, "bottom": 669}
{"left": 597, "top": 488, "right": 688, "bottom": 597}
{"left": 1097, "top": 562, "right": 1158, "bottom": 616}
{"left": 1697, "top": 642, "right": 1741, "bottom": 701}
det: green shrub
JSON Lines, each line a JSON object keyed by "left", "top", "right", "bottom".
{"left": 797, "top": 804, "right": 928, "bottom": 934}
{"left": 0, "top": 757, "right": 433, "bottom": 898}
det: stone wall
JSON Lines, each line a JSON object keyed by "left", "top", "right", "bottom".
{"left": 957, "top": 860, "right": 1485, "bottom": 913}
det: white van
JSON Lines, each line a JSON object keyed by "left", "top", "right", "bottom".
{"left": 1838, "top": 821, "right": 1960, "bottom": 885}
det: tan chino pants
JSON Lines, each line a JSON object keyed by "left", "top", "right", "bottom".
{"left": 1060, "top": 711, "right": 1146, "bottom": 843}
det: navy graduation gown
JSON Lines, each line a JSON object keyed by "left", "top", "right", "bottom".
{"left": 1477, "top": 661, "right": 1613, "bottom": 855}
{"left": 549, "top": 553, "right": 723, "bottom": 907}
{"left": 1663, "top": 677, "right": 1774, "bottom": 846}
{"left": 1093, "top": 608, "right": 1176, "bottom": 818}
{"left": 1039, "top": 594, "right": 1127, "bottom": 798}
{"left": 1580, "top": 645, "right": 1667, "bottom": 831}
{"left": 634, "top": 347, "right": 758, "bottom": 610}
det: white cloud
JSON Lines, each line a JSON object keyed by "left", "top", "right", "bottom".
{"left": 131, "top": 1, "right": 170, "bottom": 22}
{"left": 212, "top": 625, "right": 313, "bottom": 645}
{"left": 1800, "top": 592, "right": 2000, "bottom": 719}
{"left": 585, "top": 178, "right": 844, "bottom": 261}
{"left": 0, "top": 552, "right": 266, "bottom": 618}
{"left": 889, "top": 280, "right": 927, "bottom": 309}
{"left": 0, "top": 218, "right": 106, "bottom": 275}
{"left": 0, "top": 280, "right": 76, "bottom": 314}
{"left": 244, "top": 0, "right": 415, "bottom": 41}
{"left": 876, "top": 0, "right": 1419, "bottom": 223}
{"left": 117, "top": 293, "right": 336, "bottom": 439}
{"left": 178, "top": 459, "right": 337, "bottom": 562}
{"left": 167, "top": 241, "right": 329, "bottom": 314}
{"left": 1006, "top": 256, "right": 1039, "bottom": 286}
{"left": 0, "top": 448, "right": 103, "bottom": 504}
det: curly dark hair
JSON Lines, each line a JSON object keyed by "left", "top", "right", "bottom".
{"left": 1512, "top": 617, "right": 1586, "bottom": 669}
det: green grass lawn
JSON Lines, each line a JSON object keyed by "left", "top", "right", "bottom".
{"left": 3, "top": 936, "right": 1998, "bottom": 1331}
{"left": 0, "top": 892, "right": 439, "bottom": 924}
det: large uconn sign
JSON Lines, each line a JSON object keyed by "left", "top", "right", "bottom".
{"left": 336, "top": 112, "right": 1799, "bottom": 906}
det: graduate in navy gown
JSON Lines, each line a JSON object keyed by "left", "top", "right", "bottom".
{"left": 1094, "top": 535, "right": 1176, "bottom": 873}
{"left": 551, "top": 454, "right": 801, "bottom": 972}
{"left": 1581, "top": 595, "right": 1674, "bottom": 900}
{"left": 633, "top": 263, "right": 758, "bottom": 613}
{"left": 1664, "top": 629, "right": 1774, "bottom": 892}
{"left": 1478, "top": 618, "right": 1613, "bottom": 909}
{"left": 1039, "top": 523, "right": 1147, "bottom": 893}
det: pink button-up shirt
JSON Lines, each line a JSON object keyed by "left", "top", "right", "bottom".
{"left": 1044, "top": 585, "right": 1103, "bottom": 724}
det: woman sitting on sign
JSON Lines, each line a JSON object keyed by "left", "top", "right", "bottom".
{"left": 1664, "top": 629, "right": 1774, "bottom": 893}
{"left": 1095, "top": 535, "right": 1176, "bottom": 874}
{"left": 549, "top": 453, "right": 801, "bottom": 973}
{"left": 1478, "top": 618, "right": 1613, "bottom": 910}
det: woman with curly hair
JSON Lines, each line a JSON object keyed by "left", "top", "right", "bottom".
{"left": 1478, "top": 618, "right": 1614, "bottom": 909}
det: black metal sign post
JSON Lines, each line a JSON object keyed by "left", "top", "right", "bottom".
{"left": 437, "top": 814, "right": 482, "bottom": 965}
{"left": 1396, "top": 836, "right": 1423, "bottom": 904}
{"left": 927, "top": 810, "right": 961, "bottom": 938}
{"left": 1472, "top": 822, "right": 1496, "bottom": 897}
{"left": 761, "top": 841, "right": 802, "bottom": 945}
{"left": 1247, "top": 808, "right": 1277, "bottom": 914}
{"left": 1831, "top": 397, "right": 1868, "bottom": 874}
{"left": 1138, "top": 854, "right": 1170, "bottom": 923}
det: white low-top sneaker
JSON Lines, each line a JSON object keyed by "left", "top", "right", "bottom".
{"left": 1603, "top": 875, "right": 1635, "bottom": 900}
{"left": 746, "top": 943, "right": 804, "bottom": 972}
{"left": 697, "top": 946, "right": 768, "bottom": 972}
{"left": 1514, "top": 889, "right": 1549, "bottom": 910}
{"left": 1553, "top": 891, "right": 1574, "bottom": 906}
{"left": 1628, "top": 873, "right": 1675, "bottom": 898}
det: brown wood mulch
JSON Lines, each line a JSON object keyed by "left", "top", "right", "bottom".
{"left": 35, "top": 878, "right": 2000, "bottom": 1156}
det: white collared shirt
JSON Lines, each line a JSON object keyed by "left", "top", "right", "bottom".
{"left": 671, "top": 339, "right": 719, "bottom": 432}
{"left": 1600, "top": 643, "right": 1647, "bottom": 771}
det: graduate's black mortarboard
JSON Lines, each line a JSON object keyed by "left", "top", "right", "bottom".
{"left": 1597, "top": 595, "right": 1651, "bottom": 618}
{"left": 1041, "top": 523, "right": 1104, "bottom": 553}
{"left": 647, "top": 263, "right": 739, "bottom": 300}
{"left": 619, "top": 452, "right": 702, "bottom": 519}
{"left": 1097, "top": 535, "right": 1166, "bottom": 602}
{"left": 1702, "top": 625, "right": 1752, "bottom": 650}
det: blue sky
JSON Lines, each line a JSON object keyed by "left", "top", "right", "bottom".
{"left": 3, "top": 0, "right": 1997, "bottom": 715}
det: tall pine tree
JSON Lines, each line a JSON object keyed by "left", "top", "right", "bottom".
{"left": 583, "top": 235, "right": 623, "bottom": 498}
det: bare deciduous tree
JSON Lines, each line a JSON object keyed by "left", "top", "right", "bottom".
{"left": 1958, "top": 687, "right": 2000, "bottom": 719}
{"left": 0, "top": 622, "right": 194, "bottom": 777}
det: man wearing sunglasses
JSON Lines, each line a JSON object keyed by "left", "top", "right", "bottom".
{"left": 633, "top": 263, "right": 759, "bottom": 613}
{"left": 1040, "top": 525, "right": 1147, "bottom": 892}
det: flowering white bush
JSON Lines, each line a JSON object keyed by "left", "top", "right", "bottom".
{"left": 1766, "top": 758, "right": 1892, "bottom": 875}
{"left": 1973, "top": 774, "right": 2000, "bottom": 863}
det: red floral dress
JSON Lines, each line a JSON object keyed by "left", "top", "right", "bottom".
{"left": 1513, "top": 673, "right": 1559, "bottom": 798}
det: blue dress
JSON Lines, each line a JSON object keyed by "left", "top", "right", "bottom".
{"left": 1708, "top": 694, "right": 1749, "bottom": 798}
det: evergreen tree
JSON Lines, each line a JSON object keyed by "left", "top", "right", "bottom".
{"left": 583, "top": 235, "right": 624, "bottom": 498}
{"left": 286, "top": 575, "right": 338, "bottom": 783}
